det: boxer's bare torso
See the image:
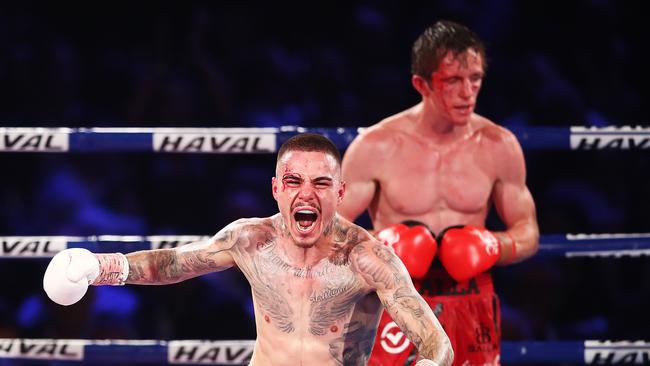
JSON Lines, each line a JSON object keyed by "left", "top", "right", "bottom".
{"left": 126, "top": 213, "right": 449, "bottom": 365}
{"left": 232, "top": 215, "right": 381, "bottom": 365}
{"left": 342, "top": 109, "right": 523, "bottom": 235}
{"left": 340, "top": 49, "right": 538, "bottom": 262}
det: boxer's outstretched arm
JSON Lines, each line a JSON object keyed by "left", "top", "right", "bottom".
{"left": 352, "top": 241, "right": 453, "bottom": 366}
{"left": 126, "top": 223, "right": 238, "bottom": 285}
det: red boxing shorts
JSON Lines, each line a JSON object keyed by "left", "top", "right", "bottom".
{"left": 368, "top": 270, "right": 500, "bottom": 366}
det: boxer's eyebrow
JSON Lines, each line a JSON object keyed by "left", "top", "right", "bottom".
{"left": 282, "top": 173, "right": 303, "bottom": 182}
{"left": 312, "top": 177, "right": 333, "bottom": 183}
{"left": 311, "top": 177, "right": 334, "bottom": 187}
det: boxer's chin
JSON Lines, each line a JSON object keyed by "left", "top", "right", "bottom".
{"left": 291, "top": 221, "right": 321, "bottom": 248}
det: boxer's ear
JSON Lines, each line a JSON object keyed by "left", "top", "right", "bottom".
{"left": 271, "top": 177, "right": 279, "bottom": 199}
{"left": 411, "top": 74, "right": 432, "bottom": 97}
{"left": 337, "top": 180, "right": 346, "bottom": 204}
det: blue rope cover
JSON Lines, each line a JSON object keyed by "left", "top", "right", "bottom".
{"left": 2, "top": 234, "right": 649, "bottom": 258}
{"left": 1, "top": 339, "right": 648, "bottom": 364}
{"left": 1, "top": 125, "right": 649, "bottom": 153}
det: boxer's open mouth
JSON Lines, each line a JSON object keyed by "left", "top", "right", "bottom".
{"left": 294, "top": 209, "right": 318, "bottom": 232}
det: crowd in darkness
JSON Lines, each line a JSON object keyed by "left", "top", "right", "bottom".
{"left": 0, "top": 0, "right": 649, "bottom": 359}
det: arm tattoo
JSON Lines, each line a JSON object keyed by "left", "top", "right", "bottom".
{"left": 352, "top": 243, "right": 399, "bottom": 289}
{"left": 126, "top": 227, "right": 236, "bottom": 284}
{"left": 351, "top": 240, "right": 448, "bottom": 362}
{"left": 392, "top": 286, "right": 424, "bottom": 317}
{"left": 386, "top": 285, "right": 435, "bottom": 357}
{"left": 127, "top": 250, "right": 181, "bottom": 283}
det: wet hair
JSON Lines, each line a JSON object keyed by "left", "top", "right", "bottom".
{"left": 277, "top": 133, "right": 342, "bottom": 167}
{"left": 411, "top": 20, "right": 487, "bottom": 80}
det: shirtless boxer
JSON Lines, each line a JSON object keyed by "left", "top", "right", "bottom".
{"left": 43, "top": 133, "right": 453, "bottom": 366}
{"left": 339, "top": 21, "right": 540, "bottom": 366}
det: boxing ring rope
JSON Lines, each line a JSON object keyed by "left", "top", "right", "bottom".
{"left": 1, "top": 234, "right": 648, "bottom": 364}
{"left": 1, "top": 125, "right": 650, "bottom": 153}
{"left": 1, "top": 338, "right": 649, "bottom": 364}
{"left": 2, "top": 125, "right": 649, "bottom": 364}
{"left": 2, "top": 233, "right": 650, "bottom": 258}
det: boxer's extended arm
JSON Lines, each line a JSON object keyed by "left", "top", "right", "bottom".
{"left": 491, "top": 129, "right": 539, "bottom": 264}
{"left": 44, "top": 221, "right": 242, "bottom": 305}
{"left": 126, "top": 223, "right": 238, "bottom": 284}
{"left": 352, "top": 241, "right": 453, "bottom": 366}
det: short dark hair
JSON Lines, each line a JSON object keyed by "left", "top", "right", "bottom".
{"left": 277, "top": 133, "right": 342, "bottom": 167}
{"left": 411, "top": 20, "right": 487, "bottom": 80}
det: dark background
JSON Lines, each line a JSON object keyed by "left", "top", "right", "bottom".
{"left": 0, "top": 1, "right": 648, "bottom": 364}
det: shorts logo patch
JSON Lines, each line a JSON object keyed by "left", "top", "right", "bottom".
{"left": 379, "top": 322, "right": 410, "bottom": 354}
{"left": 475, "top": 324, "right": 492, "bottom": 344}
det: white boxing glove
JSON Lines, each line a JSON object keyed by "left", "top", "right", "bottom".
{"left": 44, "top": 248, "right": 129, "bottom": 306}
{"left": 43, "top": 248, "right": 100, "bottom": 306}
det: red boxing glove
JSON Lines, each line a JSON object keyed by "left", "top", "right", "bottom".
{"left": 437, "top": 225, "right": 501, "bottom": 282}
{"left": 376, "top": 223, "right": 437, "bottom": 279}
